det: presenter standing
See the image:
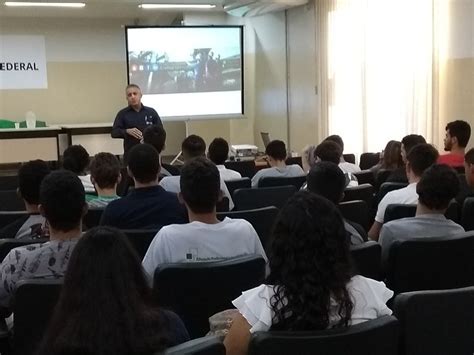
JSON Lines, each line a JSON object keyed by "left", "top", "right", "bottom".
{"left": 112, "top": 84, "right": 163, "bottom": 164}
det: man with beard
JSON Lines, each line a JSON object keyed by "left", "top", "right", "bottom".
{"left": 438, "top": 120, "right": 471, "bottom": 168}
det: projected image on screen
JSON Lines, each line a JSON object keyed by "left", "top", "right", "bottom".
{"left": 126, "top": 26, "right": 243, "bottom": 119}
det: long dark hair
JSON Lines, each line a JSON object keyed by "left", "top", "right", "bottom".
{"left": 37, "top": 227, "right": 171, "bottom": 355}
{"left": 267, "top": 191, "right": 354, "bottom": 331}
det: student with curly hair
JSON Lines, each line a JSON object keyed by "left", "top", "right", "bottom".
{"left": 224, "top": 191, "right": 393, "bottom": 354}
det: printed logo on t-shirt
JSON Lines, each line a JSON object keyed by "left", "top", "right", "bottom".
{"left": 186, "top": 248, "right": 198, "bottom": 261}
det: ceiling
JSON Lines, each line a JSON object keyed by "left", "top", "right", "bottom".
{"left": 0, "top": 0, "right": 226, "bottom": 19}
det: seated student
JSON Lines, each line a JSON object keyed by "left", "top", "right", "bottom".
{"left": 208, "top": 137, "right": 242, "bottom": 181}
{"left": 0, "top": 170, "right": 86, "bottom": 309}
{"left": 386, "top": 134, "right": 426, "bottom": 183}
{"left": 324, "top": 135, "right": 361, "bottom": 173}
{"left": 464, "top": 148, "right": 474, "bottom": 189}
{"left": 86, "top": 152, "right": 121, "bottom": 208}
{"left": 251, "top": 140, "right": 305, "bottom": 188}
{"left": 379, "top": 164, "right": 464, "bottom": 265}
{"left": 370, "top": 140, "right": 403, "bottom": 175}
{"left": 224, "top": 191, "right": 393, "bottom": 355}
{"left": 314, "top": 140, "right": 358, "bottom": 186}
{"left": 37, "top": 226, "right": 189, "bottom": 355}
{"left": 301, "top": 144, "right": 317, "bottom": 173}
{"left": 368, "top": 143, "right": 439, "bottom": 241}
{"left": 143, "top": 125, "right": 174, "bottom": 177}
{"left": 0, "top": 160, "right": 50, "bottom": 239}
{"left": 306, "top": 162, "right": 365, "bottom": 245}
{"left": 438, "top": 120, "right": 471, "bottom": 167}
{"left": 143, "top": 157, "right": 267, "bottom": 280}
{"left": 160, "top": 135, "right": 234, "bottom": 209}
{"left": 100, "top": 144, "right": 187, "bottom": 230}
{"left": 62, "top": 144, "right": 94, "bottom": 193}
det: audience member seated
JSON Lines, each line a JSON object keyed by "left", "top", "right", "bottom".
{"left": 62, "top": 144, "right": 94, "bottom": 193}
{"left": 208, "top": 137, "right": 242, "bottom": 181}
{"left": 37, "top": 226, "right": 189, "bottom": 355}
{"left": 100, "top": 144, "right": 187, "bottom": 229}
{"left": 143, "top": 125, "right": 172, "bottom": 177}
{"left": 251, "top": 140, "right": 305, "bottom": 188}
{"left": 306, "top": 161, "right": 364, "bottom": 245}
{"left": 438, "top": 120, "right": 471, "bottom": 167}
{"left": 314, "top": 140, "right": 358, "bottom": 186}
{"left": 160, "top": 135, "right": 234, "bottom": 209}
{"left": 369, "top": 143, "right": 439, "bottom": 240}
{"left": 464, "top": 148, "right": 474, "bottom": 189}
{"left": 0, "top": 160, "right": 50, "bottom": 239}
{"left": 379, "top": 164, "right": 465, "bottom": 264}
{"left": 86, "top": 153, "right": 121, "bottom": 208}
{"left": 301, "top": 144, "right": 317, "bottom": 173}
{"left": 223, "top": 191, "right": 393, "bottom": 355}
{"left": 0, "top": 170, "right": 86, "bottom": 309}
{"left": 324, "top": 135, "right": 361, "bottom": 173}
{"left": 143, "top": 157, "right": 267, "bottom": 280}
{"left": 370, "top": 140, "right": 403, "bottom": 175}
{"left": 386, "top": 134, "right": 426, "bottom": 184}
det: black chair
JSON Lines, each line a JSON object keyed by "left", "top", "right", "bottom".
{"left": 233, "top": 186, "right": 296, "bottom": 211}
{"left": 258, "top": 175, "right": 306, "bottom": 190}
{"left": 353, "top": 170, "right": 375, "bottom": 186}
{"left": 224, "top": 160, "right": 256, "bottom": 179}
{"left": 224, "top": 177, "right": 251, "bottom": 197}
{"left": 285, "top": 156, "right": 303, "bottom": 168}
{"left": 375, "top": 169, "right": 393, "bottom": 190}
{"left": 216, "top": 197, "right": 229, "bottom": 212}
{"left": 350, "top": 241, "right": 382, "bottom": 281}
{"left": 341, "top": 184, "right": 374, "bottom": 209}
{"left": 217, "top": 206, "right": 279, "bottom": 251}
{"left": 153, "top": 255, "right": 266, "bottom": 339}
{"left": 82, "top": 208, "right": 104, "bottom": 230}
{"left": 0, "top": 190, "right": 24, "bottom": 211}
{"left": 0, "top": 211, "right": 28, "bottom": 230}
{"left": 343, "top": 153, "right": 356, "bottom": 164}
{"left": 375, "top": 182, "right": 407, "bottom": 205}
{"left": 393, "top": 287, "right": 474, "bottom": 355}
{"left": 384, "top": 201, "right": 460, "bottom": 224}
{"left": 248, "top": 315, "right": 399, "bottom": 355}
{"left": 13, "top": 279, "right": 63, "bottom": 355}
{"left": 162, "top": 163, "right": 181, "bottom": 176}
{"left": 385, "top": 232, "right": 474, "bottom": 294}
{"left": 122, "top": 229, "right": 159, "bottom": 259}
{"left": 0, "top": 238, "right": 48, "bottom": 261}
{"left": 461, "top": 197, "right": 474, "bottom": 231}
{"left": 161, "top": 336, "right": 225, "bottom": 355}
{"left": 338, "top": 200, "right": 369, "bottom": 231}
{"left": 0, "top": 175, "right": 19, "bottom": 190}
{"left": 359, "top": 152, "right": 380, "bottom": 170}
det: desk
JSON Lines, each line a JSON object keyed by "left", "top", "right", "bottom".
{"left": 0, "top": 127, "right": 61, "bottom": 164}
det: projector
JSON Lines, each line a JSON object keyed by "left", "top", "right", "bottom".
{"left": 230, "top": 144, "right": 258, "bottom": 160}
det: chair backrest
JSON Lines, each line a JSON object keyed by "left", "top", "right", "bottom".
{"left": 359, "top": 152, "right": 380, "bottom": 170}
{"left": 0, "top": 175, "right": 19, "bottom": 190}
{"left": 13, "top": 279, "right": 63, "bottom": 355}
{"left": 384, "top": 201, "right": 460, "bottom": 224}
{"left": 350, "top": 241, "right": 382, "bottom": 280}
{"left": 258, "top": 175, "right": 306, "bottom": 190}
{"left": 343, "top": 153, "right": 356, "bottom": 164}
{"left": 375, "top": 169, "right": 393, "bottom": 190}
{"left": 0, "top": 190, "right": 25, "bottom": 211}
{"left": 341, "top": 184, "right": 374, "bottom": 208}
{"left": 338, "top": 200, "right": 369, "bottom": 231}
{"left": 233, "top": 186, "right": 297, "bottom": 211}
{"left": 224, "top": 177, "right": 251, "bottom": 197}
{"left": 0, "top": 238, "right": 48, "bottom": 261}
{"left": 153, "top": 255, "right": 266, "bottom": 339}
{"left": 393, "top": 287, "right": 474, "bottom": 355}
{"left": 385, "top": 232, "right": 474, "bottom": 294}
{"left": 461, "top": 197, "right": 474, "bottom": 231}
{"left": 122, "top": 229, "right": 159, "bottom": 259}
{"left": 353, "top": 170, "right": 375, "bottom": 186}
{"left": 375, "top": 182, "right": 407, "bottom": 205}
{"left": 0, "top": 210, "right": 29, "bottom": 229}
{"left": 248, "top": 315, "right": 399, "bottom": 355}
{"left": 161, "top": 336, "right": 225, "bottom": 355}
{"left": 217, "top": 206, "right": 279, "bottom": 251}
{"left": 224, "top": 160, "right": 256, "bottom": 178}
{"left": 285, "top": 156, "right": 303, "bottom": 168}
{"left": 82, "top": 208, "right": 104, "bottom": 230}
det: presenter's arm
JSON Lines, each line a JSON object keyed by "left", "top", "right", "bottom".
{"left": 111, "top": 112, "right": 126, "bottom": 138}
{"left": 151, "top": 108, "right": 163, "bottom": 128}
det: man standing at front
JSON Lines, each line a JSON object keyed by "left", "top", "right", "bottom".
{"left": 112, "top": 84, "right": 163, "bottom": 163}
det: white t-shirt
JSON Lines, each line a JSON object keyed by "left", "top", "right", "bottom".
{"left": 142, "top": 217, "right": 267, "bottom": 280}
{"left": 375, "top": 183, "right": 418, "bottom": 223}
{"left": 232, "top": 275, "right": 393, "bottom": 333}
{"left": 217, "top": 165, "right": 242, "bottom": 181}
{"left": 159, "top": 175, "right": 234, "bottom": 210}
{"left": 339, "top": 161, "right": 361, "bottom": 174}
{"left": 251, "top": 165, "right": 305, "bottom": 188}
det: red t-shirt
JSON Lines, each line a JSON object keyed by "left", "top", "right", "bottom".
{"left": 437, "top": 153, "right": 464, "bottom": 167}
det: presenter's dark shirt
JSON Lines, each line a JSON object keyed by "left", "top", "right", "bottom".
{"left": 99, "top": 185, "right": 187, "bottom": 230}
{"left": 111, "top": 104, "right": 163, "bottom": 161}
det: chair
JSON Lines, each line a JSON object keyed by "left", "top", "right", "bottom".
{"left": 258, "top": 175, "right": 306, "bottom": 190}
{"left": 338, "top": 200, "right": 369, "bottom": 231}
{"left": 0, "top": 211, "right": 28, "bottom": 229}
{"left": 122, "top": 229, "right": 159, "bottom": 259}
{"left": 393, "top": 287, "right": 474, "bottom": 355}
{"left": 216, "top": 197, "right": 229, "bottom": 212}
{"left": 350, "top": 241, "right": 382, "bottom": 281}
{"left": 0, "top": 190, "right": 24, "bottom": 211}
{"left": 153, "top": 255, "right": 266, "bottom": 339}
{"left": 343, "top": 153, "right": 356, "bottom": 164}
{"left": 461, "top": 197, "right": 474, "bottom": 231}
{"left": 224, "top": 160, "right": 256, "bottom": 179}
{"left": 248, "top": 315, "right": 399, "bottom": 355}
{"left": 224, "top": 177, "right": 251, "bottom": 197}
{"left": 285, "top": 156, "right": 303, "bottom": 168}
{"left": 375, "top": 182, "right": 407, "bottom": 205}
{"left": 0, "top": 238, "right": 48, "bottom": 261}
{"left": 161, "top": 336, "right": 225, "bottom": 355}
{"left": 82, "top": 208, "right": 104, "bottom": 230}
{"left": 0, "top": 175, "right": 19, "bottom": 190}
{"left": 341, "top": 184, "right": 374, "bottom": 208}
{"left": 233, "top": 186, "right": 296, "bottom": 211}
{"left": 13, "top": 279, "right": 63, "bottom": 355}
{"left": 385, "top": 232, "right": 474, "bottom": 294}
{"left": 375, "top": 169, "right": 393, "bottom": 190}
{"left": 384, "top": 201, "right": 460, "bottom": 224}
{"left": 217, "top": 206, "right": 279, "bottom": 251}
{"left": 359, "top": 152, "right": 380, "bottom": 170}
{"left": 353, "top": 170, "right": 375, "bottom": 186}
